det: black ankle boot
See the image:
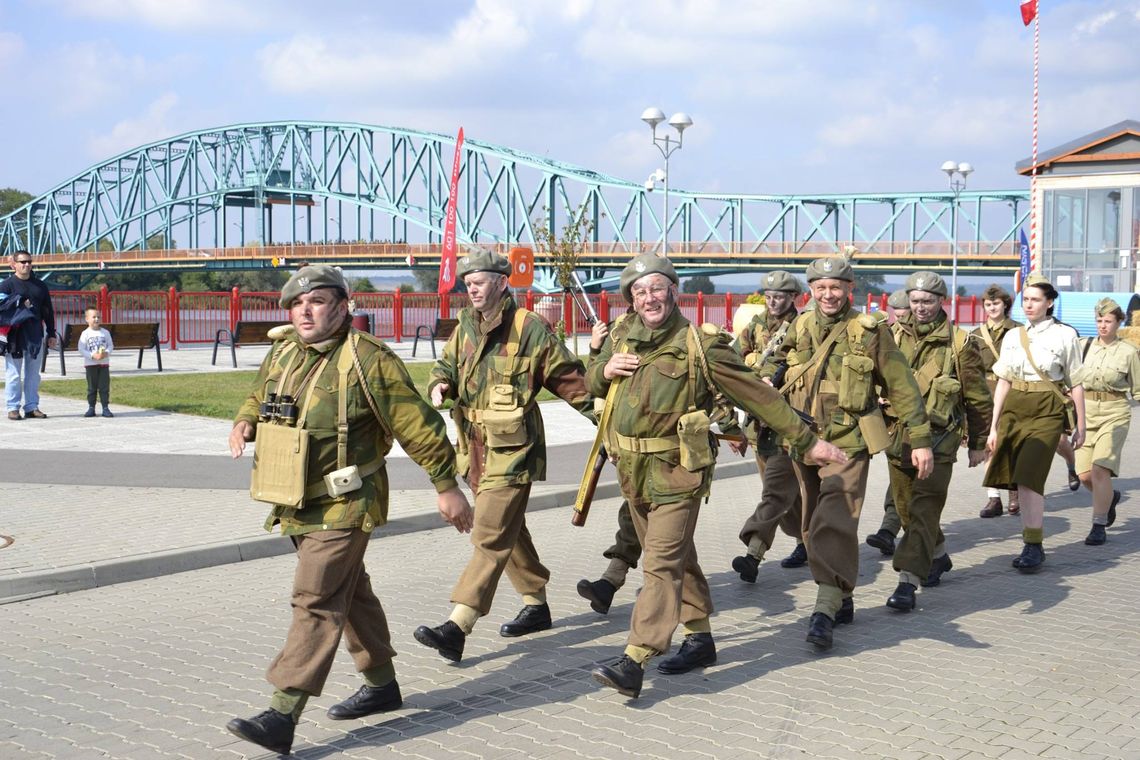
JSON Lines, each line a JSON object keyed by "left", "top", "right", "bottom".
{"left": 731, "top": 554, "right": 760, "bottom": 583}
{"left": 226, "top": 708, "right": 295, "bottom": 755}
{"left": 779, "top": 543, "right": 809, "bottom": 568}
{"left": 592, "top": 655, "right": 644, "bottom": 698}
{"left": 922, "top": 554, "right": 953, "bottom": 587}
{"left": 886, "top": 582, "right": 917, "bottom": 611}
{"left": 806, "top": 612, "right": 834, "bottom": 650}
{"left": 657, "top": 633, "right": 717, "bottom": 674}
{"left": 326, "top": 680, "right": 403, "bottom": 720}
{"left": 499, "top": 604, "right": 552, "bottom": 637}
{"left": 576, "top": 578, "right": 617, "bottom": 614}
{"left": 413, "top": 620, "right": 466, "bottom": 662}
{"left": 865, "top": 528, "right": 896, "bottom": 556}
{"left": 1013, "top": 543, "right": 1046, "bottom": 573}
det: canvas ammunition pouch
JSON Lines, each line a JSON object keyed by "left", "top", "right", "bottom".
{"left": 838, "top": 354, "right": 874, "bottom": 412}
{"left": 857, "top": 405, "right": 891, "bottom": 455}
{"left": 926, "top": 375, "right": 962, "bottom": 429}
{"left": 251, "top": 423, "right": 311, "bottom": 508}
{"left": 677, "top": 409, "right": 715, "bottom": 471}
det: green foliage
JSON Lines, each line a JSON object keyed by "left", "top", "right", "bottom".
{"left": 533, "top": 202, "right": 596, "bottom": 291}
{"left": 682, "top": 275, "right": 716, "bottom": 294}
{"left": 745, "top": 292, "right": 765, "bottom": 305}
{"left": 412, "top": 268, "right": 438, "bottom": 292}
{"left": 397, "top": 283, "right": 415, "bottom": 293}
{"left": 0, "top": 187, "right": 34, "bottom": 218}
{"left": 352, "top": 277, "right": 378, "bottom": 293}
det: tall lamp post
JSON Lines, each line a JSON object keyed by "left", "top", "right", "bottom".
{"left": 941, "top": 160, "right": 973, "bottom": 322}
{"left": 641, "top": 107, "right": 693, "bottom": 255}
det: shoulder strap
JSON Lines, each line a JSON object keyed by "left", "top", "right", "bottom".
{"left": 686, "top": 324, "right": 726, "bottom": 413}
{"left": 1018, "top": 326, "right": 1071, "bottom": 402}
{"left": 346, "top": 332, "right": 394, "bottom": 443}
{"left": 506, "top": 306, "right": 529, "bottom": 359}
{"left": 779, "top": 316, "right": 848, "bottom": 397}
{"left": 1082, "top": 336, "right": 1093, "bottom": 361}
{"left": 978, "top": 322, "right": 1000, "bottom": 359}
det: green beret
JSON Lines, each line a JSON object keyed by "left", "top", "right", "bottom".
{"left": 456, "top": 247, "right": 511, "bottom": 279}
{"left": 905, "top": 271, "right": 948, "bottom": 297}
{"left": 620, "top": 253, "right": 679, "bottom": 302}
{"left": 887, "top": 289, "right": 910, "bottom": 309}
{"left": 805, "top": 256, "right": 854, "bottom": 283}
{"left": 1096, "top": 297, "right": 1123, "bottom": 317}
{"left": 761, "top": 270, "right": 803, "bottom": 293}
{"left": 280, "top": 264, "right": 349, "bottom": 308}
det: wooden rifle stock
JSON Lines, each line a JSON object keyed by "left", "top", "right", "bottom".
{"left": 571, "top": 446, "right": 607, "bottom": 527}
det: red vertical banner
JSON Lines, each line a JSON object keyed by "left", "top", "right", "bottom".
{"left": 438, "top": 127, "right": 465, "bottom": 305}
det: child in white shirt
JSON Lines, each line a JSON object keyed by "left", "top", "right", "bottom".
{"left": 78, "top": 307, "right": 114, "bottom": 418}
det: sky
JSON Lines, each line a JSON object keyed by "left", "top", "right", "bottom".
{"left": 1, "top": 0, "right": 1138, "bottom": 202}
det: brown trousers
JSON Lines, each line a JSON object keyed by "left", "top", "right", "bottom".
{"left": 889, "top": 460, "right": 953, "bottom": 579}
{"left": 267, "top": 528, "right": 395, "bottom": 696}
{"left": 738, "top": 448, "right": 803, "bottom": 551}
{"left": 603, "top": 499, "right": 642, "bottom": 568}
{"left": 793, "top": 454, "right": 871, "bottom": 594}
{"left": 626, "top": 493, "right": 712, "bottom": 655}
{"left": 451, "top": 483, "right": 549, "bottom": 615}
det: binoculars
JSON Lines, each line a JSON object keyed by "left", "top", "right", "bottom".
{"left": 259, "top": 393, "right": 299, "bottom": 426}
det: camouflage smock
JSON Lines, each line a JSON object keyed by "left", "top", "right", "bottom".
{"left": 889, "top": 312, "right": 992, "bottom": 462}
{"left": 764, "top": 303, "right": 932, "bottom": 455}
{"left": 586, "top": 308, "right": 816, "bottom": 505}
{"left": 235, "top": 321, "right": 459, "bottom": 536}
{"left": 427, "top": 294, "right": 594, "bottom": 492}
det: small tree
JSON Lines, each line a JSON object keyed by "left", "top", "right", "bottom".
{"left": 533, "top": 201, "right": 598, "bottom": 343}
{"left": 683, "top": 275, "right": 716, "bottom": 294}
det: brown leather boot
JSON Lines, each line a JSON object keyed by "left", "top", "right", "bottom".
{"left": 979, "top": 497, "right": 1003, "bottom": 518}
{"left": 1008, "top": 490, "right": 1020, "bottom": 515}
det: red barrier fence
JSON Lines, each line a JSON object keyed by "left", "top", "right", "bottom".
{"left": 45, "top": 288, "right": 986, "bottom": 349}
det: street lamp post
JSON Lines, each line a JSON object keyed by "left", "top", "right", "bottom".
{"left": 641, "top": 107, "right": 693, "bottom": 255}
{"left": 941, "top": 160, "right": 973, "bottom": 322}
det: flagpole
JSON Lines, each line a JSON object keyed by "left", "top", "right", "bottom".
{"left": 1028, "top": 4, "right": 1040, "bottom": 277}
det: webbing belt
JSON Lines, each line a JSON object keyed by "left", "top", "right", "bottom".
{"left": 1010, "top": 379, "right": 1056, "bottom": 393}
{"left": 614, "top": 432, "right": 680, "bottom": 453}
{"left": 1087, "top": 390, "right": 1126, "bottom": 401}
{"left": 304, "top": 457, "right": 386, "bottom": 499}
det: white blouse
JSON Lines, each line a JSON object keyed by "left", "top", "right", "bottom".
{"left": 992, "top": 317, "right": 1085, "bottom": 387}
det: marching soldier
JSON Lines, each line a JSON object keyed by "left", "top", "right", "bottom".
{"left": 764, "top": 255, "right": 931, "bottom": 650}
{"left": 414, "top": 249, "right": 595, "bottom": 662}
{"left": 727, "top": 270, "right": 810, "bottom": 581}
{"left": 225, "top": 265, "right": 472, "bottom": 755}
{"left": 882, "top": 272, "right": 992, "bottom": 612}
{"left": 588, "top": 253, "right": 846, "bottom": 699}
{"left": 974, "top": 284, "right": 1023, "bottom": 517}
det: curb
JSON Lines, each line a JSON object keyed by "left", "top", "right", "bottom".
{"left": 0, "top": 459, "right": 757, "bottom": 604}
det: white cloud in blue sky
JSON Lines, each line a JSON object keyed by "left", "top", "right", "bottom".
{"left": 2, "top": 0, "right": 1138, "bottom": 198}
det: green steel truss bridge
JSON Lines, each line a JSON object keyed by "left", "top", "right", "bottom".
{"left": 1, "top": 120, "right": 1029, "bottom": 290}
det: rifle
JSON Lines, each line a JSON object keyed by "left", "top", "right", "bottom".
{"left": 571, "top": 445, "right": 607, "bottom": 527}
{"left": 569, "top": 270, "right": 599, "bottom": 327}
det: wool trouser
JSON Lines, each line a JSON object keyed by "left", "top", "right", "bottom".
{"left": 450, "top": 483, "right": 548, "bottom": 615}
{"left": 85, "top": 365, "right": 110, "bottom": 407}
{"left": 889, "top": 459, "right": 954, "bottom": 579}
{"left": 878, "top": 488, "right": 902, "bottom": 536}
{"left": 603, "top": 498, "right": 642, "bottom": 568}
{"left": 625, "top": 492, "right": 712, "bottom": 655}
{"left": 794, "top": 453, "right": 871, "bottom": 595}
{"left": 267, "top": 528, "right": 395, "bottom": 696}
{"left": 738, "top": 448, "right": 803, "bottom": 555}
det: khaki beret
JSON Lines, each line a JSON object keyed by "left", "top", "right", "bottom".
{"left": 905, "top": 271, "right": 948, "bottom": 297}
{"left": 805, "top": 256, "right": 854, "bottom": 283}
{"left": 1096, "top": 297, "right": 1123, "bottom": 317}
{"left": 620, "top": 253, "right": 679, "bottom": 302}
{"left": 887, "top": 289, "right": 910, "bottom": 309}
{"left": 761, "top": 270, "right": 803, "bottom": 293}
{"left": 280, "top": 264, "right": 349, "bottom": 308}
{"left": 456, "top": 247, "right": 511, "bottom": 279}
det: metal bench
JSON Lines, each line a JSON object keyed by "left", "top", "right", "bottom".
{"left": 411, "top": 317, "right": 459, "bottom": 359}
{"left": 212, "top": 320, "right": 283, "bottom": 367}
{"left": 46, "top": 322, "right": 162, "bottom": 375}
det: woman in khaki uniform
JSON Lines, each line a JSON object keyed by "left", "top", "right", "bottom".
{"left": 1074, "top": 298, "right": 1140, "bottom": 545}
{"left": 974, "top": 285, "right": 1022, "bottom": 517}
{"left": 983, "top": 274, "right": 1086, "bottom": 573}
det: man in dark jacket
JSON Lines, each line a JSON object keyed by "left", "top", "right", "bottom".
{"left": 2, "top": 251, "right": 57, "bottom": 420}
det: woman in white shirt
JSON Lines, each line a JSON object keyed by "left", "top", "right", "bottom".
{"left": 983, "top": 274, "right": 1085, "bottom": 573}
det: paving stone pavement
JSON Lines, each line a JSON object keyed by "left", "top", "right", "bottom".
{"left": 2, "top": 449, "right": 1139, "bottom": 759}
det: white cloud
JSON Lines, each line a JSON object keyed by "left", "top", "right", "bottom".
{"left": 0, "top": 30, "right": 24, "bottom": 67}
{"left": 1075, "top": 10, "right": 1117, "bottom": 35}
{"left": 88, "top": 93, "right": 179, "bottom": 158}
{"left": 52, "top": 0, "right": 267, "bottom": 31}
{"left": 50, "top": 41, "right": 151, "bottom": 114}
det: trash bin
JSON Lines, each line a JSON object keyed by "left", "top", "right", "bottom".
{"left": 351, "top": 313, "right": 372, "bottom": 334}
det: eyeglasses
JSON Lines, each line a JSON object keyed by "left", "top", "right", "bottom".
{"left": 631, "top": 285, "right": 670, "bottom": 301}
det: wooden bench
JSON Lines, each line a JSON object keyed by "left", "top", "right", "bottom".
{"left": 46, "top": 322, "right": 162, "bottom": 376}
{"left": 412, "top": 317, "right": 459, "bottom": 359}
{"left": 212, "top": 320, "right": 282, "bottom": 367}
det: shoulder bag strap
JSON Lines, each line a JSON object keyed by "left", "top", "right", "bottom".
{"left": 778, "top": 317, "right": 847, "bottom": 398}
{"left": 1017, "top": 326, "right": 1070, "bottom": 404}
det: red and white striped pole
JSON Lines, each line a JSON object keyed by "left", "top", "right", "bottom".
{"left": 1028, "top": 3, "right": 1041, "bottom": 274}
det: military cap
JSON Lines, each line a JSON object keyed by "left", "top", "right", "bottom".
{"left": 761, "top": 270, "right": 803, "bottom": 293}
{"left": 805, "top": 255, "right": 855, "bottom": 283}
{"left": 1095, "top": 297, "right": 1123, "bottom": 317}
{"left": 905, "top": 271, "right": 948, "bottom": 297}
{"left": 620, "top": 253, "right": 679, "bottom": 302}
{"left": 1023, "top": 273, "right": 1059, "bottom": 299}
{"left": 887, "top": 289, "right": 910, "bottom": 309}
{"left": 279, "top": 264, "right": 349, "bottom": 308}
{"left": 456, "top": 247, "right": 511, "bottom": 279}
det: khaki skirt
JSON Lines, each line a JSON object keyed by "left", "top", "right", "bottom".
{"left": 1075, "top": 397, "right": 1131, "bottom": 477}
{"left": 983, "top": 388, "right": 1065, "bottom": 495}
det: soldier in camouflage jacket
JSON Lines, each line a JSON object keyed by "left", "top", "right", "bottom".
{"left": 414, "top": 249, "right": 594, "bottom": 664}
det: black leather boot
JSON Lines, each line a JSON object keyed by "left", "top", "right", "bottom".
{"left": 779, "top": 543, "right": 809, "bottom": 568}
{"left": 834, "top": 596, "right": 854, "bottom": 625}
{"left": 326, "top": 681, "right": 403, "bottom": 720}
{"left": 226, "top": 709, "right": 295, "bottom": 755}
{"left": 979, "top": 496, "right": 1003, "bottom": 518}
{"left": 656, "top": 633, "right": 716, "bottom": 674}
{"left": 886, "top": 582, "right": 917, "bottom": 611}
{"left": 499, "top": 604, "right": 552, "bottom": 637}
{"left": 865, "top": 528, "right": 896, "bottom": 556}
{"left": 1013, "top": 543, "right": 1046, "bottom": 573}
{"left": 592, "top": 655, "right": 644, "bottom": 698}
{"left": 1085, "top": 524, "right": 1107, "bottom": 546}
{"left": 806, "top": 612, "right": 834, "bottom": 650}
{"left": 413, "top": 620, "right": 466, "bottom": 662}
{"left": 922, "top": 554, "right": 953, "bottom": 587}
{"left": 1108, "top": 489, "right": 1121, "bottom": 527}
{"left": 731, "top": 554, "right": 760, "bottom": 583}
{"left": 576, "top": 578, "right": 617, "bottom": 614}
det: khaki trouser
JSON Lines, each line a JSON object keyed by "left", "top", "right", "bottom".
{"left": 738, "top": 448, "right": 803, "bottom": 553}
{"left": 889, "top": 459, "right": 953, "bottom": 579}
{"left": 626, "top": 493, "right": 712, "bottom": 655}
{"left": 603, "top": 499, "right": 642, "bottom": 568}
{"left": 267, "top": 528, "right": 395, "bottom": 696}
{"left": 794, "top": 454, "right": 871, "bottom": 594}
{"left": 451, "top": 483, "right": 549, "bottom": 614}
{"left": 878, "top": 488, "right": 902, "bottom": 536}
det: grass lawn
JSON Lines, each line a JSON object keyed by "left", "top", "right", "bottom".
{"left": 38, "top": 361, "right": 560, "bottom": 419}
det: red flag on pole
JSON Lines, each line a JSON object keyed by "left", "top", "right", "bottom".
{"left": 1020, "top": 0, "right": 1037, "bottom": 26}
{"left": 438, "top": 127, "right": 465, "bottom": 295}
